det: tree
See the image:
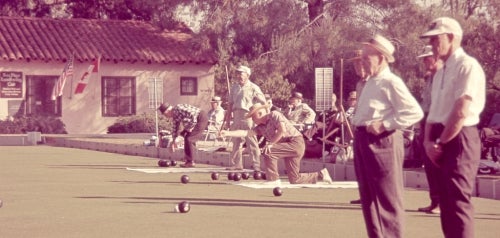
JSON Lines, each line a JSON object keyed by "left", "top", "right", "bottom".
{"left": 1, "top": 0, "right": 498, "bottom": 123}
{"left": 0, "top": 0, "right": 51, "bottom": 17}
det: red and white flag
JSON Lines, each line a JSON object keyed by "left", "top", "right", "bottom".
{"left": 51, "top": 54, "right": 74, "bottom": 100}
{"left": 74, "top": 56, "right": 100, "bottom": 94}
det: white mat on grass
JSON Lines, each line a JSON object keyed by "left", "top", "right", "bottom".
{"left": 232, "top": 181, "right": 358, "bottom": 189}
{"left": 126, "top": 167, "right": 253, "bottom": 174}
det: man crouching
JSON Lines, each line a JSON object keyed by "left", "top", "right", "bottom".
{"left": 220, "top": 102, "right": 332, "bottom": 184}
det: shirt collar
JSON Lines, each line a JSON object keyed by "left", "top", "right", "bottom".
{"left": 444, "top": 47, "right": 464, "bottom": 67}
{"left": 368, "top": 66, "right": 391, "bottom": 81}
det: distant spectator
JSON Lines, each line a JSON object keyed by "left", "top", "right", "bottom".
{"left": 480, "top": 124, "right": 500, "bottom": 161}
{"left": 207, "top": 96, "right": 225, "bottom": 131}
{"left": 285, "top": 92, "right": 316, "bottom": 131}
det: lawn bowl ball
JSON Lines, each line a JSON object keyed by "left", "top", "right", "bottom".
{"left": 233, "top": 173, "right": 242, "bottom": 181}
{"left": 180, "top": 175, "right": 190, "bottom": 184}
{"left": 227, "top": 172, "right": 235, "bottom": 180}
{"left": 158, "top": 159, "right": 169, "bottom": 167}
{"left": 211, "top": 172, "right": 220, "bottom": 180}
{"left": 261, "top": 173, "right": 267, "bottom": 180}
{"left": 170, "top": 160, "right": 177, "bottom": 167}
{"left": 273, "top": 187, "right": 283, "bottom": 196}
{"left": 241, "top": 172, "right": 250, "bottom": 180}
{"left": 178, "top": 201, "right": 190, "bottom": 213}
{"left": 253, "top": 171, "right": 262, "bottom": 180}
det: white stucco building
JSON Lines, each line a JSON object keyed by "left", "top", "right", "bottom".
{"left": 0, "top": 16, "right": 217, "bottom": 134}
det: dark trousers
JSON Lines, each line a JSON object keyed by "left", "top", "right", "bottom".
{"left": 354, "top": 128, "right": 404, "bottom": 238}
{"left": 183, "top": 111, "right": 209, "bottom": 162}
{"left": 420, "top": 119, "right": 440, "bottom": 205}
{"left": 429, "top": 124, "right": 480, "bottom": 238}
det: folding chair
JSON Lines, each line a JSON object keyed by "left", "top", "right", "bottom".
{"left": 204, "top": 120, "right": 225, "bottom": 145}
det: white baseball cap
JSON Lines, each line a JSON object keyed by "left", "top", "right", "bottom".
{"left": 420, "top": 17, "right": 463, "bottom": 38}
{"left": 236, "top": 65, "right": 251, "bottom": 75}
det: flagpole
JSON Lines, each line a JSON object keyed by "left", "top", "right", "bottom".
{"left": 69, "top": 73, "right": 74, "bottom": 99}
{"left": 69, "top": 52, "right": 75, "bottom": 99}
{"left": 94, "top": 54, "right": 101, "bottom": 100}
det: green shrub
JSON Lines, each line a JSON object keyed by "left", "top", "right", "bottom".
{"left": 107, "top": 112, "right": 172, "bottom": 133}
{"left": 0, "top": 115, "right": 67, "bottom": 134}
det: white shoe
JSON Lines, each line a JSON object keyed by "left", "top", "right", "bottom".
{"left": 320, "top": 168, "right": 333, "bottom": 184}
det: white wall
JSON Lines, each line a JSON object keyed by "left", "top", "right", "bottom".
{"left": 0, "top": 60, "right": 215, "bottom": 134}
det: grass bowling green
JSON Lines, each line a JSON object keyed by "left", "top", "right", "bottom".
{"left": 1, "top": 146, "right": 499, "bottom": 238}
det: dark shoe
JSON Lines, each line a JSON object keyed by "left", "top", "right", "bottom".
{"left": 180, "top": 162, "right": 195, "bottom": 168}
{"left": 350, "top": 199, "right": 361, "bottom": 204}
{"left": 418, "top": 204, "right": 438, "bottom": 213}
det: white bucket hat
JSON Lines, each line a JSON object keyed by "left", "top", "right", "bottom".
{"left": 417, "top": 45, "right": 433, "bottom": 58}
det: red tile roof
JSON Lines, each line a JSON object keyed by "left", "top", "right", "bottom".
{"left": 0, "top": 16, "right": 217, "bottom": 64}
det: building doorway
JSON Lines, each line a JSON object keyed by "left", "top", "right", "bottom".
{"left": 25, "top": 75, "right": 61, "bottom": 116}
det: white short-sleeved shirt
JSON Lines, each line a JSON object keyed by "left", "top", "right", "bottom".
{"left": 254, "top": 111, "right": 303, "bottom": 140}
{"left": 285, "top": 103, "right": 316, "bottom": 124}
{"left": 352, "top": 67, "right": 423, "bottom": 130}
{"left": 229, "top": 81, "right": 265, "bottom": 112}
{"left": 426, "top": 48, "right": 485, "bottom": 126}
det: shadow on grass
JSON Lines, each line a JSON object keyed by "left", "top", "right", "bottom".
{"left": 47, "top": 164, "right": 147, "bottom": 169}
{"left": 75, "top": 195, "right": 361, "bottom": 211}
{"left": 109, "top": 180, "right": 237, "bottom": 185}
{"left": 407, "top": 210, "right": 500, "bottom": 221}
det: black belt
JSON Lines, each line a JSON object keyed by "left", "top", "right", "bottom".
{"left": 355, "top": 126, "right": 395, "bottom": 137}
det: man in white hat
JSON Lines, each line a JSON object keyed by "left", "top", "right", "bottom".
{"left": 225, "top": 65, "right": 266, "bottom": 171}
{"left": 416, "top": 45, "right": 442, "bottom": 215}
{"left": 220, "top": 102, "right": 333, "bottom": 184}
{"left": 346, "top": 49, "right": 368, "bottom": 205}
{"left": 352, "top": 34, "right": 423, "bottom": 237}
{"left": 421, "top": 17, "right": 485, "bottom": 237}
{"left": 207, "top": 96, "right": 225, "bottom": 133}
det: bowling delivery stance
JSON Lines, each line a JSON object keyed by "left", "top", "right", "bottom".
{"left": 220, "top": 103, "right": 333, "bottom": 184}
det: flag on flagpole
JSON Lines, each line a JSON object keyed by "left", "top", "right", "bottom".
{"left": 92, "top": 56, "right": 100, "bottom": 73}
{"left": 51, "top": 54, "right": 74, "bottom": 100}
{"left": 74, "top": 56, "right": 100, "bottom": 94}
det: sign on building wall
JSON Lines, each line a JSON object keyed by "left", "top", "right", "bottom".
{"left": 0, "top": 71, "right": 23, "bottom": 98}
